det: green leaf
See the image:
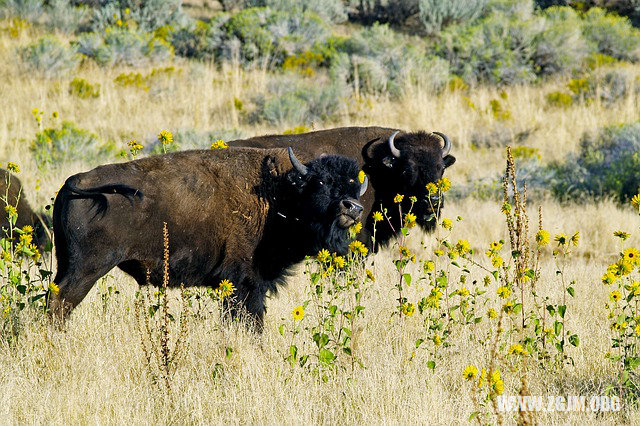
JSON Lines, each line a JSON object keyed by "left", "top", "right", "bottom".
{"left": 403, "top": 273, "right": 412, "bottom": 285}
{"left": 226, "top": 346, "right": 234, "bottom": 359}
{"left": 567, "top": 287, "right": 575, "bottom": 297}
{"left": 289, "top": 345, "right": 297, "bottom": 360}
{"left": 343, "top": 347, "right": 352, "bottom": 356}
{"left": 513, "top": 303, "right": 522, "bottom": 314}
{"left": 416, "top": 338, "right": 424, "bottom": 348}
{"left": 554, "top": 320, "right": 563, "bottom": 336}
{"left": 319, "top": 349, "right": 335, "bottom": 365}
{"left": 313, "top": 333, "right": 329, "bottom": 349}
{"left": 546, "top": 305, "right": 556, "bottom": 316}
{"left": 558, "top": 305, "right": 567, "bottom": 318}
{"left": 427, "top": 360, "right": 436, "bottom": 369}
{"left": 16, "top": 284, "right": 26, "bottom": 295}
{"left": 569, "top": 334, "right": 579, "bottom": 347}
{"left": 278, "top": 324, "right": 285, "bottom": 336}
{"left": 401, "top": 227, "right": 408, "bottom": 236}
{"left": 524, "top": 268, "right": 535, "bottom": 279}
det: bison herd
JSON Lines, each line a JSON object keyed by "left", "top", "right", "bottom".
{"left": 1, "top": 126, "right": 455, "bottom": 329}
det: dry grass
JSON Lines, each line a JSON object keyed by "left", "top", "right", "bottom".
{"left": 1, "top": 21, "right": 640, "bottom": 424}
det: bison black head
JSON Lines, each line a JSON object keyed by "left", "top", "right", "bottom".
{"left": 282, "top": 148, "right": 367, "bottom": 254}
{"left": 363, "top": 131, "right": 455, "bottom": 230}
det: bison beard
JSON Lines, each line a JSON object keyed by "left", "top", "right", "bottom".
{"left": 50, "top": 148, "right": 365, "bottom": 330}
{"left": 228, "top": 126, "right": 456, "bottom": 251}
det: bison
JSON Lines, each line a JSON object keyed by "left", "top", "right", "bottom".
{"left": 50, "top": 147, "right": 367, "bottom": 329}
{"left": 229, "top": 126, "right": 456, "bottom": 249}
{"left": 1, "top": 168, "right": 50, "bottom": 251}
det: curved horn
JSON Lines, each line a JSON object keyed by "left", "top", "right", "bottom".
{"left": 388, "top": 131, "right": 401, "bottom": 158}
{"left": 433, "top": 131, "right": 451, "bottom": 157}
{"left": 288, "top": 147, "right": 308, "bottom": 176}
{"left": 359, "top": 176, "right": 368, "bottom": 197}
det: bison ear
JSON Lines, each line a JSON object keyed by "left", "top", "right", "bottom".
{"left": 444, "top": 155, "right": 456, "bottom": 168}
{"left": 382, "top": 156, "right": 395, "bottom": 168}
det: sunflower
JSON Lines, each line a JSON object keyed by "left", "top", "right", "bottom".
{"left": 623, "top": 248, "right": 640, "bottom": 265}
{"left": 158, "top": 130, "right": 173, "bottom": 145}
{"left": 441, "top": 217, "right": 452, "bottom": 230}
{"left": 463, "top": 365, "right": 478, "bottom": 380}
{"left": 614, "top": 231, "right": 630, "bottom": 241}
{"left": 349, "top": 240, "right": 368, "bottom": 256}
{"left": 632, "top": 194, "right": 640, "bottom": 210}
{"left": 404, "top": 212, "right": 417, "bottom": 228}
{"left": 372, "top": 211, "right": 383, "bottom": 222}
{"left": 210, "top": 139, "right": 228, "bottom": 149}
{"left": 555, "top": 233, "right": 568, "bottom": 246}
{"left": 49, "top": 282, "right": 60, "bottom": 295}
{"left": 7, "top": 162, "right": 19, "bottom": 173}
{"left": 292, "top": 305, "right": 305, "bottom": 321}
{"left": 401, "top": 303, "right": 415, "bottom": 317}
{"left": 437, "top": 177, "right": 451, "bottom": 192}
{"left": 317, "top": 249, "right": 331, "bottom": 263}
{"left": 393, "top": 194, "right": 404, "bottom": 203}
{"left": 216, "top": 279, "right": 235, "bottom": 299}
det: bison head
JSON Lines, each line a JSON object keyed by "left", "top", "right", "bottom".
{"left": 282, "top": 148, "right": 367, "bottom": 254}
{"left": 363, "top": 130, "right": 455, "bottom": 231}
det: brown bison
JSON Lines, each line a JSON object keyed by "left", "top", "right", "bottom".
{"left": 50, "top": 148, "right": 367, "bottom": 328}
{"left": 229, "top": 126, "right": 456, "bottom": 249}
{"left": 1, "top": 168, "right": 50, "bottom": 251}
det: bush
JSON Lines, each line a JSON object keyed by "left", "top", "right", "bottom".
{"left": 250, "top": 77, "right": 343, "bottom": 126}
{"left": 19, "top": 37, "right": 79, "bottom": 78}
{"left": 532, "top": 6, "right": 588, "bottom": 76}
{"left": 250, "top": 0, "right": 347, "bottom": 24}
{"left": 0, "top": 0, "right": 43, "bottom": 21}
{"left": 581, "top": 8, "right": 640, "bottom": 62}
{"left": 418, "top": 0, "right": 487, "bottom": 35}
{"left": 75, "top": 28, "right": 173, "bottom": 67}
{"left": 69, "top": 77, "right": 100, "bottom": 98}
{"left": 31, "top": 120, "right": 114, "bottom": 168}
{"left": 90, "top": 0, "right": 188, "bottom": 33}
{"left": 349, "top": 0, "right": 419, "bottom": 25}
{"left": 171, "top": 18, "right": 226, "bottom": 61}
{"left": 549, "top": 122, "right": 640, "bottom": 203}
{"left": 330, "top": 24, "right": 446, "bottom": 97}
{"left": 218, "top": 7, "right": 329, "bottom": 67}
{"left": 435, "top": 9, "right": 538, "bottom": 85}
{"left": 44, "top": 0, "right": 89, "bottom": 34}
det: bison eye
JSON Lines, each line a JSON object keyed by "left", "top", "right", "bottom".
{"left": 318, "top": 180, "right": 324, "bottom": 186}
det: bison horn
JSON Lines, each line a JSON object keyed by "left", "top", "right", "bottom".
{"left": 388, "top": 131, "right": 401, "bottom": 158}
{"left": 288, "top": 147, "right": 308, "bottom": 176}
{"left": 433, "top": 131, "right": 451, "bottom": 157}
{"left": 359, "top": 176, "right": 368, "bottom": 197}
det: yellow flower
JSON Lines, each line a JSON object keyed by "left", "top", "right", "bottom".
{"left": 128, "top": 139, "right": 143, "bottom": 155}
{"left": 501, "top": 202, "right": 512, "bottom": 213}
{"left": 158, "top": 130, "right": 173, "bottom": 145}
{"left": 317, "top": 249, "right": 331, "bottom": 263}
{"left": 434, "top": 249, "right": 444, "bottom": 257}
{"left": 292, "top": 305, "right": 305, "bottom": 321}
{"left": 22, "top": 225, "right": 33, "bottom": 234}
{"left": 216, "top": 279, "right": 235, "bottom": 299}
{"left": 116, "top": 18, "right": 123, "bottom": 26}
{"left": 433, "top": 334, "right": 442, "bottom": 346}
{"left": 636, "top": 324, "right": 640, "bottom": 336}
{"left": 457, "top": 287, "right": 470, "bottom": 297}
{"left": 535, "top": 229, "right": 550, "bottom": 246}
{"left": 618, "top": 260, "right": 635, "bottom": 276}
{"left": 349, "top": 240, "right": 368, "bottom": 256}
{"left": 372, "top": 211, "right": 383, "bottom": 222}
{"left": 210, "top": 139, "right": 228, "bottom": 149}
{"left": 487, "top": 308, "right": 498, "bottom": 319}
{"left": 52, "top": 111, "right": 59, "bottom": 119}
{"left": 7, "top": 162, "right": 20, "bottom": 173}
{"left": 49, "top": 282, "right": 60, "bottom": 295}
{"left": 358, "top": 170, "right": 366, "bottom": 184}
{"left": 425, "top": 182, "right": 438, "bottom": 195}
{"left": 1, "top": 250, "right": 10, "bottom": 262}
{"left": 404, "top": 212, "right": 417, "bottom": 228}
{"left": 632, "top": 194, "right": 640, "bottom": 210}
{"left": 463, "top": 365, "right": 478, "bottom": 380}
{"left": 478, "top": 368, "right": 487, "bottom": 388}
{"left": 409, "top": 196, "right": 417, "bottom": 203}
{"left": 350, "top": 221, "right": 363, "bottom": 235}
{"left": 610, "top": 290, "right": 622, "bottom": 302}
{"left": 333, "top": 255, "right": 346, "bottom": 268}
{"left": 401, "top": 303, "right": 415, "bottom": 317}
{"left": 570, "top": 231, "right": 580, "bottom": 247}
{"left": 555, "top": 233, "right": 568, "bottom": 246}
{"left": 490, "top": 240, "right": 503, "bottom": 251}
{"left": 424, "top": 260, "right": 435, "bottom": 273}
{"left": 507, "top": 343, "right": 528, "bottom": 356}
{"left": 5, "top": 205, "right": 17, "bottom": 218}
{"left": 437, "top": 177, "right": 451, "bottom": 192}
{"left": 394, "top": 194, "right": 404, "bottom": 203}
{"left": 491, "top": 256, "right": 503, "bottom": 268}
{"left": 441, "top": 217, "right": 452, "bottom": 230}
{"left": 456, "top": 240, "right": 470, "bottom": 255}
{"left": 366, "top": 269, "right": 375, "bottom": 282}
{"left": 497, "top": 286, "right": 511, "bottom": 299}
{"left": 623, "top": 248, "right": 640, "bottom": 265}
{"left": 399, "top": 245, "right": 411, "bottom": 258}
{"left": 602, "top": 271, "right": 617, "bottom": 285}
{"left": 614, "top": 231, "right": 630, "bottom": 241}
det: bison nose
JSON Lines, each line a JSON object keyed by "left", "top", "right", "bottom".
{"left": 341, "top": 199, "right": 364, "bottom": 216}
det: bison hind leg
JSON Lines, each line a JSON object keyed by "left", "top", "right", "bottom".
{"left": 223, "top": 280, "right": 268, "bottom": 333}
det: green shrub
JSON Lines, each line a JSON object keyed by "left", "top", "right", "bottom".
{"left": 250, "top": 0, "right": 347, "bottom": 24}
{"left": 545, "top": 91, "right": 573, "bottom": 108}
{"left": 418, "top": 0, "right": 487, "bottom": 34}
{"left": 349, "top": 0, "right": 419, "bottom": 25}
{"left": 44, "top": 0, "right": 89, "bottom": 34}
{"left": 171, "top": 18, "right": 226, "bottom": 61}
{"left": 0, "top": 0, "right": 43, "bottom": 21}
{"left": 581, "top": 8, "right": 640, "bottom": 62}
{"left": 30, "top": 120, "right": 113, "bottom": 168}
{"left": 250, "top": 77, "right": 342, "bottom": 126}
{"left": 69, "top": 77, "right": 100, "bottom": 99}
{"left": 75, "top": 28, "right": 173, "bottom": 67}
{"left": 19, "top": 37, "right": 79, "bottom": 78}
{"left": 90, "top": 0, "right": 188, "bottom": 33}
{"left": 549, "top": 122, "right": 640, "bottom": 203}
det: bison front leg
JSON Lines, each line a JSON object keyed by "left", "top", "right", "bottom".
{"left": 223, "top": 279, "right": 267, "bottom": 332}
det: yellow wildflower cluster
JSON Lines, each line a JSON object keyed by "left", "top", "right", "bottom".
{"left": 211, "top": 139, "right": 228, "bottom": 149}
{"left": 404, "top": 212, "right": 417, "bottom": 228}
{"left": 128, "top": 139, "right": 143, "bottom": 156}
{"left": 350, "top": 221, "right": 363, "bottom": 235}
{"left": 455, "top": 240, "right": 471, "bottom": 255}
{"left": 5, "top": 205, "right": 17, "bottom": 218}
{"left": 216, "top": 279, "right": 235, "bottom": 300}
{"left": 424, "top": 260, "right": 435, "bottom": 273}
{"left": 372, "top": 211, "right": 383, "bottom": 222}
{"left": 456, "top": 287, "right": 470, "bottom": 297}
{"left": 437, "top": 177, "right": 451, "bottom": 192}
{"left": 349, "top": 240, "right": 368, "bottom": 256}
{"left": 425, "top": 182, "right": 438, "bottom": 195}
{"left": 393, "top": 194, "right": 404, "bottom": 203}
{"left": 507, "top": 343, "right": 529, "bottom": 356}
{"left": 425, "top": 288, "right": 443, "bottom": 308}
{"left": 317, "top": 249, "right": 331, "bottom": 263}
{"left": 7, "top": 162, "right": 20, "bottom": 173}
{"left": 490, "top": 370, "right": 505, "bottom": 395}
{"left": 497, "top": 286, "right": 511, "bottom": 299}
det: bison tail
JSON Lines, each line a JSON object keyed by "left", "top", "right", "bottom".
{"left": 63, "top": 180, "right": 143, "bottom": 217}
